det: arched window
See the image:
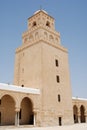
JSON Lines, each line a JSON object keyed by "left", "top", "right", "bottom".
{"left": 32, "top": 21, "right": 37, "bottom": 27}
{"left": 46, "top": 21, "right": 50, "bottom": 27}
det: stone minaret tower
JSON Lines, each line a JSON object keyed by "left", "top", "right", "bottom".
{"left": 14, "top": 10, "right": 73, "bottom": 126}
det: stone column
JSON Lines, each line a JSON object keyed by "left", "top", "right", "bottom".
{"left": 78, "top": 108, "right": 80, "bottom": 123}
{"left": 34, "top": 113, "right": 36, "bottom": 126}
{"left": 15, "top": 108, "right": 20, "bottom": 126}
{"left": 33, "top": 108, "right": 39, "bottom": 126}
{"left": 78, "top": 115, "right": 80, "bottom": 123}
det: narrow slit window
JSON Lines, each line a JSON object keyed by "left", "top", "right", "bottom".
{"left": 55, "top": 59, "right": 58, "bottom": 67}
{"left": 59, "top": 117, "right": 62, "bottom": 126}
{"left": 58, "top": 94, "right": 61, "bottom": 102}
{"left": 56, "top": 75, "right": 60, "bottom": 83}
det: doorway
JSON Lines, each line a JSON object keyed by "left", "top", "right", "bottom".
{"left": 58, "top": 117, "right": 62, "bottom": 126}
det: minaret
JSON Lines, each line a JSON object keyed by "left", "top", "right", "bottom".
{"left": 14, "top": 10, "right": 61, "bottom": 87}
{"left": 14, "top": 10, "right": 73, "bottom": 126}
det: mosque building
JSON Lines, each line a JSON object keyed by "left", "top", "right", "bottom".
{"left": 0, "top": 10, "right": 87, "bottom": 126}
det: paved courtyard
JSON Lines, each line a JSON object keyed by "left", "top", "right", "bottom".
{"left": 0, "top": 124, "right": 87, "bottom": 130}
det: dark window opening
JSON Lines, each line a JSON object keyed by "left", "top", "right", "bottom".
{"left": 21, "top": 84, "right": 24, "bottom": 87}
{"left": 46, "top": 21, "right": 50, "bottom": 27}
{"left": 56, "top": 75, "right": 60, "bottom": 83}
{"left": 58, "top": 94, "right": 61, "bottom": 102}
{"left": 55, "top": 59, "right": 58, "bottom": 67}
{"left": 59, "top": 117, "right": 62, "bottom": 126}
{"left": 19, "top": 109, "right": 22, "bottom": 119}
{"left": 33, "top": 21, "right": 37, "bottom": 27}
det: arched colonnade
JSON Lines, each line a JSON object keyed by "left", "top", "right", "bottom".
{"left": 0, "top": 93, "right": 36, "bottom": 126}
{"left": 73, "top": 105, "right": 87, "bottom": 123}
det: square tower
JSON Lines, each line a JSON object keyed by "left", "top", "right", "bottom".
{"left": 14, "top": 10, "right": 73, "bottom": 126}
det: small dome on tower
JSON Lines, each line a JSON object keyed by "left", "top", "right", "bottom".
{"left": 34, "top": 9, "right": 48, "bottom": 15}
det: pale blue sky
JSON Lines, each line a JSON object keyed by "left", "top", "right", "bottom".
{"left": 0, "top": 0, "right": 87, "bottom": 98}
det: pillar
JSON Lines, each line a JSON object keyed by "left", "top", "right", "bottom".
{"left": 78, "top": 115, "right": 80, "bottom": 123}
{"left": 78, "top": 108, "right": 80, "bottom": 123}
{"left": 15, "top": 111, "right": 20, "bottom": 126}
{"left": 33, "top": 108, "right": 39, "bottom": 126}
{"left": 34, "top": 113, "right": 36, "bottom": 126}
{"left": 15, "top": 108, "right": 20, "bottom": 126}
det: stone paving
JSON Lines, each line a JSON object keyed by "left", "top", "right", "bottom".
{"left": 0, "top": 124, "right": 87, "bottom": 130}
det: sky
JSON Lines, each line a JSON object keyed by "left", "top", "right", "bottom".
{"left": 0, "top": 0, "right": 87, "bottom": 98}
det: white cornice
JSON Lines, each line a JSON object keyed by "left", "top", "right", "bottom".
{"left": 0, "top": 83, "right": 40, "bottom": 95}
{"left": 72, "top": 97, "right": 87, "bottom": 101}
